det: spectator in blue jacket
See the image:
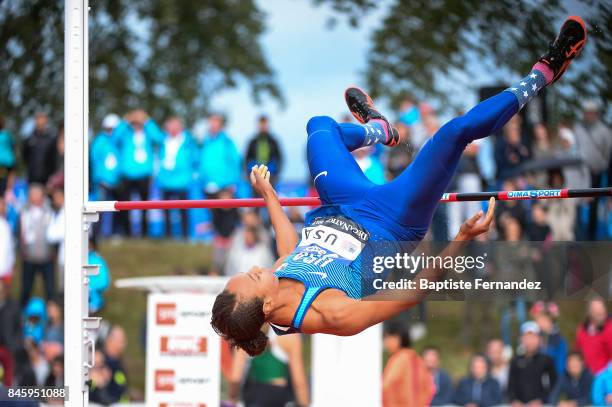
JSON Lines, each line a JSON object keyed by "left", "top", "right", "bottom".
{"left": 453, "top": 354, "right": 502, "bottom": 407}
{"left": 536, "top": 311, "right": 568, "bottom": 375}
{"left": 91, "top": 114, "right": 122, "bottom": 235}
{"left": 158, "top": 117, "right": 197, "bottom": 238}
{"left": 0, "top": 116, "right": 16, "bottom": 197}
{"left": 23, "top": 297, "right": 46, "bottom": 345}
{"left": 592, "top": 361, "right": 612, "bottom": 406}
{"left": 549, "top": 351, "right": 593, "bottom": 406}
{"left": 87, "top": 238, "right": 110, "bottom": 314}
{"left": 113, "top": 110, "right": 164, "bottom": 237}
{"left": 198, "top": 113, "right": 241, "bottom": 194}
{"left": 199, "top": 114, "right": 242, "bottom": 271}
{"left": 423, "top": 346, "right": 453, "bottom": 406}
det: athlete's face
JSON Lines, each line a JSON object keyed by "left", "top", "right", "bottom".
{"left": 226, "top": 266, "right": 279, "bottom": 314}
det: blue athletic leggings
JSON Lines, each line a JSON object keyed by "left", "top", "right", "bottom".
{"left": 306, "top": 91, "right": 519, "bottom": 240}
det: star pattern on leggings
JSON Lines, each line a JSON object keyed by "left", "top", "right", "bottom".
{"left": 507, "top": 70, "right": 546, "bottom": 109}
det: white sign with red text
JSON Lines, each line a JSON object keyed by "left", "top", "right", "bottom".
{"left": 146, "top": 293, "right": 220, "bottom": 407}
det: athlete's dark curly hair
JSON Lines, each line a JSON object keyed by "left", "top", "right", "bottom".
{"left": 211, "top": 290, "right": 268, "bottom": 356}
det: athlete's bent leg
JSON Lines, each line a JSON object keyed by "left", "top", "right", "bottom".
{"left": 365, "top": 16, "right": 587, "bottom": 233}
{"left": 306, "top": 116, "right": 374, "bottom": 205}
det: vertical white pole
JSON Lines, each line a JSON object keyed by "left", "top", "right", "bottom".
{"left": 65, "top": 0, "right": 89, "bottom": 405}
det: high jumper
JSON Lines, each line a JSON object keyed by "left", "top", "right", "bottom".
{"left": 211, "top": 16, "right": 588, "bottom": 355}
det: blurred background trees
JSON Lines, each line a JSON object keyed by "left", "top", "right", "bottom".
{"left": 0, "top": 0, "right": 609, "bottom": 128}
{"left": 0, "top": 0, "right": 282, "bottom": 127}
{"left": 318, "top": 0, "right": 610, "bottom": 116}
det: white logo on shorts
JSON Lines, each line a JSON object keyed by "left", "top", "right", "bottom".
{"left": 314, "top": 171, "right": 328, "bottom": 184}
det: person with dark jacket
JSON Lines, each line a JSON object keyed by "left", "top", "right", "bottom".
{"left": 508, "top": 321, "right": 557, "bottom": 405}
{"left": 549, "top": 351, "right": 593, "bottom": 406}
{"left": 423, "top": 346, "right": 453, "bottom": 406}
{"left": 0, "top": 280, "right": 22, "bottom": 353}
{"left": 22, "top": 112, "right": 57, "bottom": 185}
{"left": 245, "top": 115, "right": 283, "bottom": 186}
{"left": 453, "top": 354, "right": 503, "bottom": 407}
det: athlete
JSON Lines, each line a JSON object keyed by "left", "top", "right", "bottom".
{"left": 212, "top": 17, "right": 588, "bottom": 356}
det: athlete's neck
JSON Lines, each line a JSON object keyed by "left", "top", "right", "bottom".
{"left": 268, "top": 279, "right": 304, "bottom": 326}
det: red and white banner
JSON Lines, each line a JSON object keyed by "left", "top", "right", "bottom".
{"left": 146, "top": 293, "right": 220, "bottom": 407}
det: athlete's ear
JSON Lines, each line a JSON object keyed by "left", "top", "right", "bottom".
{"left": 262, "top": 297, "right": 273, "bottom": 319}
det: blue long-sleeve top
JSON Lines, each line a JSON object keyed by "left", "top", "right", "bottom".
{"left": 113, "top": 119, "right": 164, "bottom": 179}
{"left": 549, "top": 369, "right": 593, "bottom": 406}
{"left": 593, "top": 363, "right": 612, "bottom": 406}
{"left": 156, "top": 131, "right": 198, "bottom": 191}
{"left": 0, "top": 129, "right": 16, "bottom": 167}
{"left": 198, "top": 131, "right": 241, "bottom": 192}
{"left": 91, "top": 132, "right": 121, "bottom": 187}
{"left": 452, "top": 376, "right": 503, "bottom": 407}
{"left": 542, "top": 331, "right": 568, "bottom": 375}
{"left": 431, "top": 369, "right": 454, "bottom": 406}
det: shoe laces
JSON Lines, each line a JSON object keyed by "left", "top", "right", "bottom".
{"left": 547, "top": 34, "right": 575, "bottom": 61}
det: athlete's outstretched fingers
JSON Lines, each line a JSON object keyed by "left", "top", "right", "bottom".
{"left": 458, "top": 198, "right": 496, "bottom": 240}
{"left": 250, "top": 165, "right": 259, "bottom": 186}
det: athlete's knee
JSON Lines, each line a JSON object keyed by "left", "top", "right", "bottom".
{"left": 444, "top": 115, "right": 477, "bottom": 144}
{"left": 306, "top": 115, "right": 337, "bottom": 137}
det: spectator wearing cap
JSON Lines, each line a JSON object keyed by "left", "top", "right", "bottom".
{"left": 453, "top": 354, "right": 502, "bottom": 407}
{"left": 422, "top": 346, "right": 453, "bottom": 406}
{"left": 507, "top": 321, "right": 557, "bottom": 406}
{"left": 593, "top": 361, "right": 612, "bottom": 406}
{"left": 22, "top": 112, "right": 57, "bottom": 185}
{"left": 0, "top": 115, "right": 16, "bottom": 198}
{"left": 549, "top": 351, "right": 593, "bottom": 406}
{"left": 91, "top": 114, "right": 122, "bottom": 236}
{"left": 574, "top": 100, "right": 612, "bottom": 239}
{"left": 22, "top": 297, "right": 47, "bottom": 345}
{"left": 245, "top": 115, "right": 283, "bottom": 186}
{"left": 534, "top": 310, "right": 567, "bottom": 375}
{"left": 157, "top": 116, "right": 197, "bottom": 238}
{"left": 576, "top": 298, "right": 612, "bottom": 375}
{"left": 113, "top": 109, "right": 164, "bottom": 237}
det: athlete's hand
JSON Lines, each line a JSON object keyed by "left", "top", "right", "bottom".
{"left": 457, "top": 197, "right": 496, "bottom": 241}
{"left": 250, "top": 164, "right": 275, "bottom": 198}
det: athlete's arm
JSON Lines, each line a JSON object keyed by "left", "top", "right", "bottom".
{"left": 250, "top": 164, "right": 298, "bottom": 257}
{"left": 312, "top": 198, "right": 496, "bottom": 336}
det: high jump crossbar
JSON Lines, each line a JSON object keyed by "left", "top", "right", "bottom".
{"left": 84, "top": 187, "right": 612, "bottom": 212}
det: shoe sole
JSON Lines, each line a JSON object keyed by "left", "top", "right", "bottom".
{"left": 344, "top": 85, "right": 376, "bottom": 124}
{"left": 552, "top": 15, "right": 587, "bottom": 82}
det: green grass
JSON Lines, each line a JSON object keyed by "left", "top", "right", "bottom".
{"left": 14, "top": 240, "right": 587, "bottom": 398}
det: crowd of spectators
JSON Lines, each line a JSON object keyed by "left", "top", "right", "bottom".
{"left": 0, "top": 89, "right": 609, "bottom": 405}
{"left": 383, "top": 298, "right": 610, "bottom": 407}
{"left": 0, "top": 111, "right": 124, "bottom": 403}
